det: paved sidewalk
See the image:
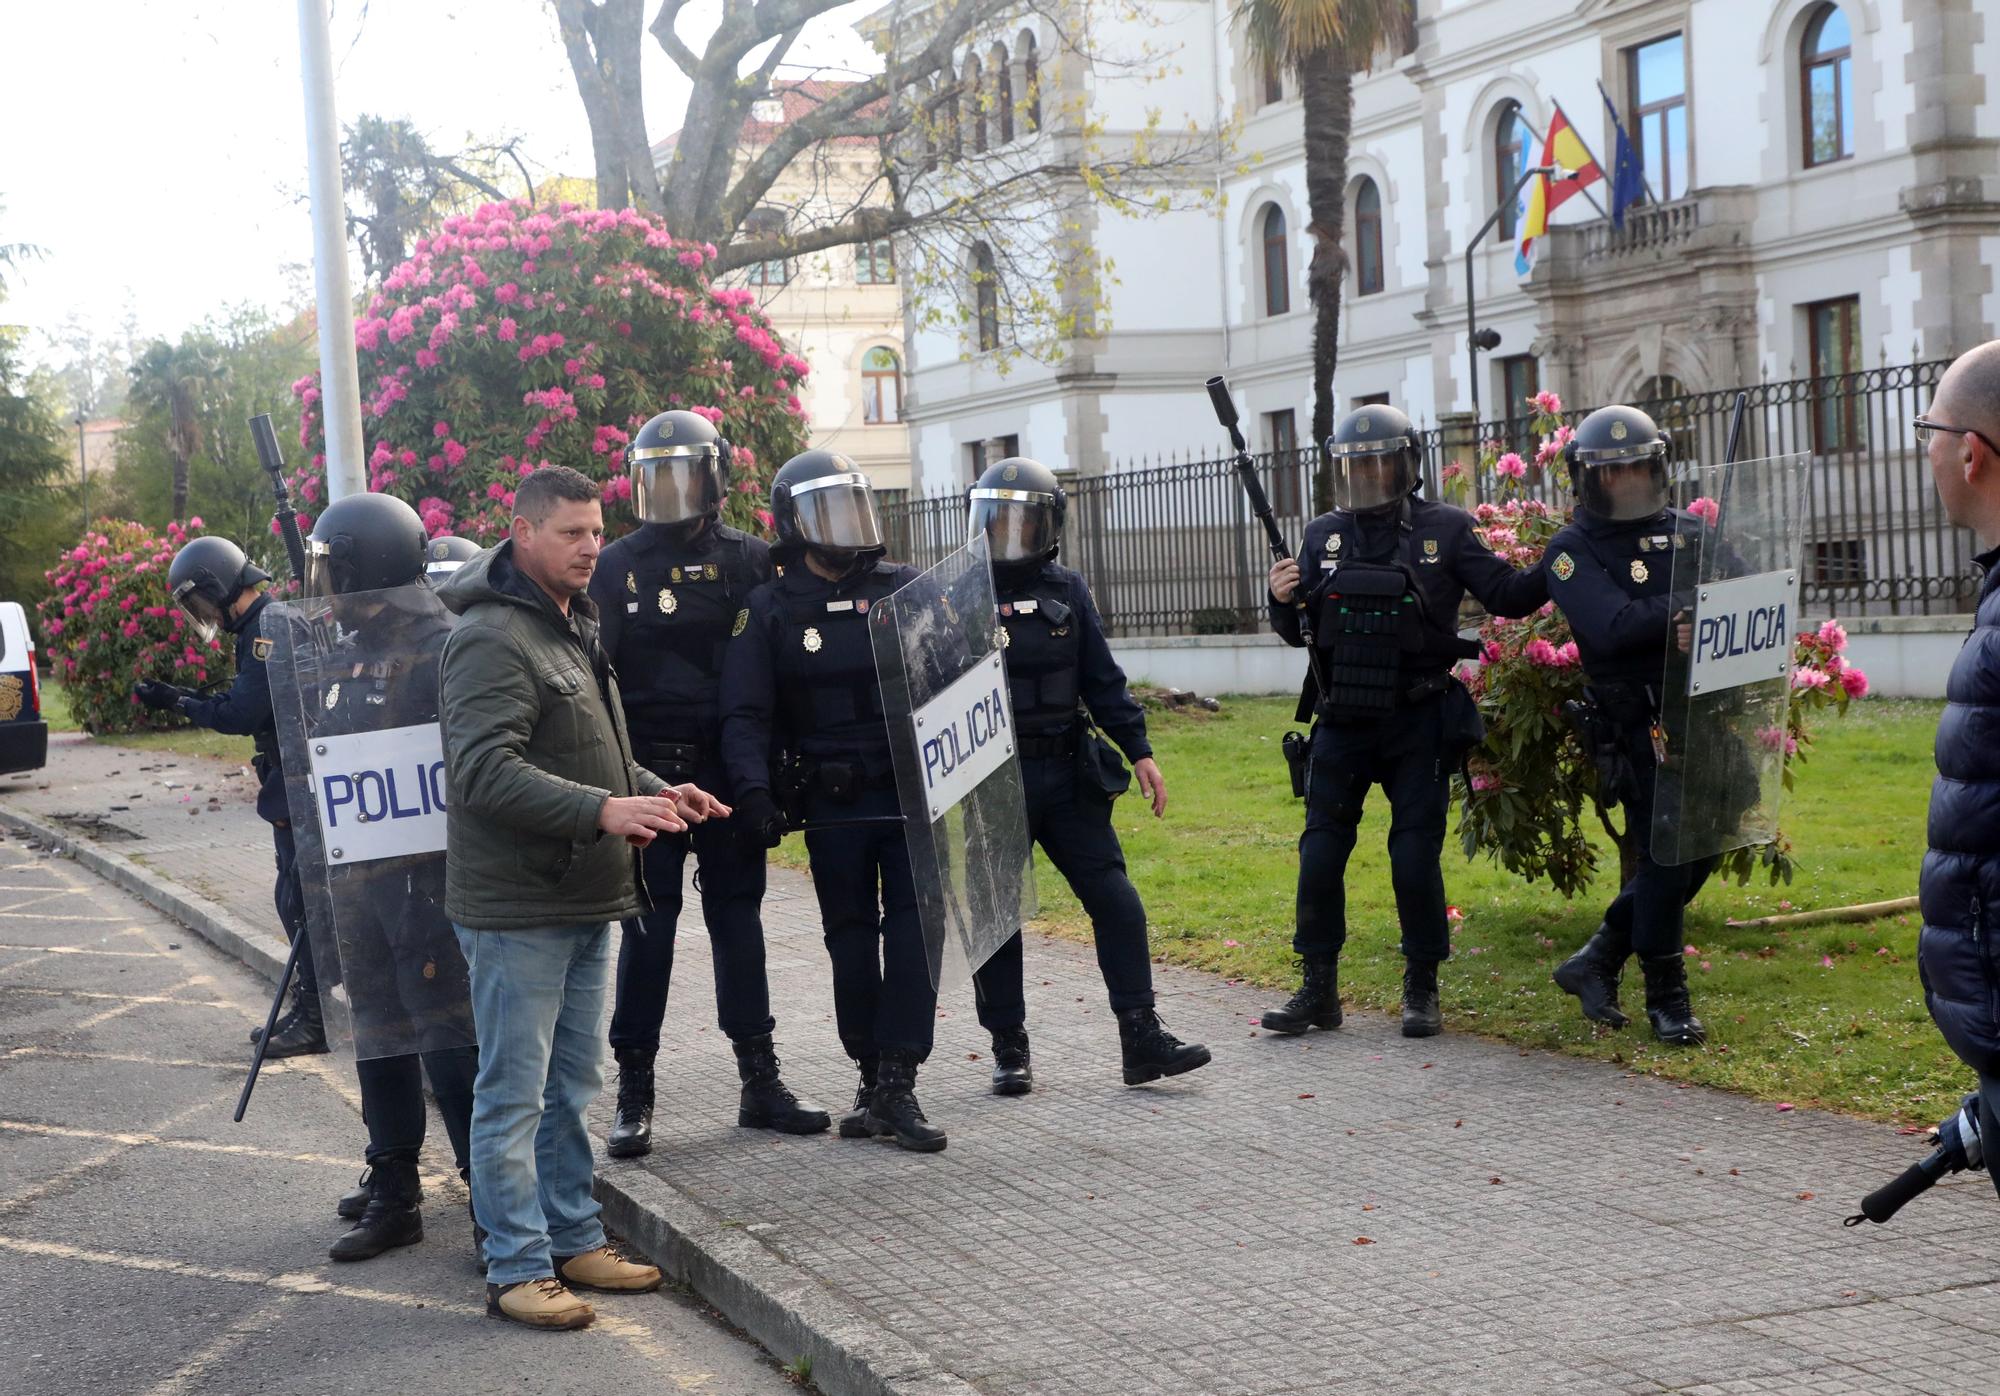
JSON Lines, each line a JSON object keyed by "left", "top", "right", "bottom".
{"left": 8, "top": 734, "right": 2000, "bottom": 1395}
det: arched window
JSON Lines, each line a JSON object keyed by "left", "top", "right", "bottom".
{"left": 1802, "top": 5, "right": 1853, "bottom": 167}
{"left": 1260, "top": 204, "right": 1290, "bottom": 317}
{"left": 988, "top": 43, "right": 1013, "bottom": 144}
{"left": 862, "top": 347, "right": 903, "bottom": 423}
{"left": 743, "top": 207, "right": 789, "bottom": 287}
{"left": 963, "top": 54, "right": 986, "bottom": 155}
{"left": 972, "top": 243, "right": 1000, "bottom": 351}
{"left": 1494, "top": 101, "right": 1528, "bottom": 241}
{"left": 1017, "top": 30, "right": 1040, "bottom": 133}
{"left": 1353, "top": 178, "right": 1384, "bottom": 296}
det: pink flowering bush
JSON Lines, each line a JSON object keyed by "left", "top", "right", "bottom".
{"left": 38, "top": 519, "right": 232, "bottom": 735}
{"left": 1444, "top": 397, "right": 1867, "bottom": 894}
{"left": 292, "top": 201, "right": 810, "bottom": 540}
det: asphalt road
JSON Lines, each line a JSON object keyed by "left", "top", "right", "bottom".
{"left": 0, "top": 828, "right": 802, "bottom": 1396}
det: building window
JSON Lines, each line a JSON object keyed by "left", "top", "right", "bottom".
{"left": 742, "top": 208, "right": 790, "bottom": 287}
{"left": 972, "top": 242, "right": 1001, "bottom": 351}
{"left": 1803, "top": 5, "right": 1854, "bottom": 167}
{"left": 1353, "top": 178, "right": 1385, "bottom": 296}
{"left": 963, "top": 54, "right": 986, "bottom": 154}
{"left": 989, "top": 43, "right": 1014, "bottom": 144}
{"left": 1628, "top": 34, "right": 1688, "bottom": 201}
{"left": 1017, "top": 31, "right": 1040, "bottom": 133}
{"left": 856, "top": 238, "right": 896, "bottom": 285}
{"left": 1261, "top": 60, "right": 1285, "bottom": 109}
{"left": 1810, "top": 537, "right": 1868, "bottom": 586}
{"left": 1497, "top": 354, "right": 1539, "bottom": 454}
{"left": 1352, "top": 392, "right": 1391, "bottom": 408}
{"left": 862, "top": 347, "right": 903, "bottom": 424}
{"left": 1807, "top": 295, "right": 1864, "bottom": 453}
{"left": 1494, "top": 101, "right": 1528, "bottom": 241}
{"left": 1260, "top": 204, "right": 1290, "bottom": 317}
{"left": 967, "top": 435, "right": 1021, "bottom": 481}
{"left": 1264, "top": 408, "right": 1301, "bottom": 514}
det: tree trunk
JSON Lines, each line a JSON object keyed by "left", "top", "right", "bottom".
{"left": 1297, "top": 46, "right": 1353, "bottom": 453}
{"left": 553, "top": 0, "right": 649, "bottom": 210}
{"left": 170, "top": 448, "right": 189, "bottom": 522}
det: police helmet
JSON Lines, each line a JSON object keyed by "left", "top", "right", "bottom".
{"left": 1324, "top": 404, "right": 1419, "bottom": 513}
{"left": 166, "top": 536, "right": 270, "bottom": 644}
{"left": 423, "top": 535, "right": 481, "bottom": 586}
{"left": 1564, "top": 404, "right": 1672, "bottom": 522}
{"left": 968, "top": 456, "right": 1066, "bottom": 571}
{"left": 304, "top": 492, "right": 428, "bottom": 597}
{"left": 769, "top": 450, "right": 884, "bottom": 567}
{"left": 628, "top": 410, "right": 729, "bottom": 525}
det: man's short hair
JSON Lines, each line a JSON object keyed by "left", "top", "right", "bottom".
{"left": 514, "top": 466, "right": 601, "bottom": 523}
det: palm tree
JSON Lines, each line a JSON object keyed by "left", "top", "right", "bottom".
{"left": 128, "top": 338, "right": 225, "bottom": 521}
{"left": 1239, "top": 0, "right": 1414, "bottom": 447}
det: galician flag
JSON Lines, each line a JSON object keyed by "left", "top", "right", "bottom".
{"left": 1516, "top": 103, "right": 1604, "bottom": 269}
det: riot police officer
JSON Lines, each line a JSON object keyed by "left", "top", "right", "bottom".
{"left": 1262, "top": 404, "right": 1547, "bottom": 1038}
{"left": 963, "top": 458, "right": 1210, "bottom": 1091}
{"left": 589, "top": 411, "right": 828, "bottom": 1157}
{"left": 424, "top": 534, "right": 482, "bottom": 586}
{"left": 141, "top": 536, "right": 326, "bottom": 1058}
{"left": 1544, "top": 404, "right": 1713, "bottom": 1047}
{"left": 719, "top": 450, "right": 946, "bottom": 1152}
{"left": 300, "top": 492, "right": 483, "bottom": 1261}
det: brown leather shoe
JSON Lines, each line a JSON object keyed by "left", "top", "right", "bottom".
{"left": 554, "top": 1243, "right": 663, "bottom": 1294}
{"left": 487, "top": 1277, "right": 594, "bottom": 1330}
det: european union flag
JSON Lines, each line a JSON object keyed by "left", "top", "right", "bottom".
{"left": 1603, "top": 91, "right": 1646, "bottom": 228}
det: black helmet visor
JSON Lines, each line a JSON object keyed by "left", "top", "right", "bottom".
{"left": 790, "top": 472, "right": 883, "bottom": 550}
{"left": 1579, "top": 459, "right": 1669, "bottom": 521}
{"left": 968, "top": 487, "right": 1059, "bottom": 563}
{"left": 1326, "top": 448, "right": 1415, "bottom": 513}
{"left": 630, "top": 444, "right": 722, "bottom": 524}
{"left": 171, "top": 581, "right": 226, "bottom": 643}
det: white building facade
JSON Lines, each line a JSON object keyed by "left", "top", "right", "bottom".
{"left": 900, "top": 0, "right": 2000, "bottom": 499}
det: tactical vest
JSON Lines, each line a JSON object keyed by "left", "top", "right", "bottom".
{"left": 1308, "top": 561, "right": 1420, "bottom": 719}
{"left": 996, "top": 576, "right": 1081, "bottom": 735}
{"left": 614, "top": 533, "right": 760, "bottom": 740}
{"left": 771, "top": 566, "right": 906, "bottom": 765}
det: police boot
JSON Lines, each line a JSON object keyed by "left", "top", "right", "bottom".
{"left": 1116, "top": 1007, "right": 1212, "bottom": 1085}
{"left": 836, "top": 1054, "right": 880, "bottom": 1139}
{"left": 260, "top": 990, "right": 329, "bottom": 1058}
{"left": 863, "top": 1050, "right": 947, "bottom": 1153}
{"left": 329, "top": 1157, "right": 422, "bottom": 1262}
{"left": 989, "top": 1027, "right": 1033, "bottom": 1096}
{"left": 1552, "top": 923, "right": 1632, "bottom": 1029}
{"left": 248, "top": 989, "right": 300, "bottom": 1046}
{"left": 733, "top": 1035, "right": 832, "bottom": 1134}
{"left": 1640, "top": 955, "right": 1707, "bottom": 1047}
{"left": 1260, "top": 956, "right": 1342, "bottom": 1035}
{"left": 336, "top": 1168, "right": 373, "bottom": 1220}
{"left": 605, "top": 1047, "right": 655, "bottom": 1159}
{"left": 1400, "top": 959, "right": 1443, "bottom": 1038}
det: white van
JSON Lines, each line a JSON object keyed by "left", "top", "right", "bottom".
{"left": 0, "top": 601, "right": 48, "bottom": 776}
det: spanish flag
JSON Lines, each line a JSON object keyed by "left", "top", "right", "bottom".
{"left": 1517, "top": 104, "right": 1604, "bottom": 267}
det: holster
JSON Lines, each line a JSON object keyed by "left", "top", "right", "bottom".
{"left": 637, "top": 740, "right": 701, "bottom": 787}
{"left": 1075, "top": 725, "right": 1132, "bottom": 799}
{"left": 1281, "top": 730, "right": 1308, "bottom": 799}
{"left": 1562, "top": 683, "right": 1654, "bottom": 808}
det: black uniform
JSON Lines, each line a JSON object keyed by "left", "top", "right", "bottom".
{"left": 180, "top": 591, "right": 316, "bottom": 996}
{"left": 589, "top": 522, "right": 777, "bottom": 1051}
{"left": 1543, "top": 505, "right": 1720, "bottom": 958}
{"left": 719, "top": 560, "right": 935, "bottom": 1061}
{"left": 971, "top": 562, "right": 1156, "bottom": 1027}
{"left": 1272, "top": 495, "right": 1547, "bottom": 962}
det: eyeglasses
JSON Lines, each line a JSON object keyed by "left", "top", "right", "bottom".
{"left": 1915, "top": 417, "right": 2000, "bottom": 456}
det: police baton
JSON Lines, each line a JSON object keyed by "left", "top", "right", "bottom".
{"left": 1207, "top": 375, "right": 1329, "bottom": 697}
{"left": 233, "top": 926, "right": 309, "bottom": 1122}
{"left": 250, "top": 413, "right": 310, "bottom": 584}
{"left": 796, "top": 815, "right": 908, "bottom": 832}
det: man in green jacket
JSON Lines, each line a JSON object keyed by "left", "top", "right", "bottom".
{"left": 440, "top": 465, "right": 726, "bottom": 1331}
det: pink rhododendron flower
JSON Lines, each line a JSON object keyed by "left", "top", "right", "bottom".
{"left": 1530, "top": 389, "right": 1562, "bottom": 416}
{"left": 1494, "top": 453, "right": 1527, "bottom": 480}
{"left": 1792, "top": 667, "right": 1831, "bottom": 690}
{"left": 1817, "top": 618, "right": 1847, "bottom": 652}
{"left": 1840, "top": 666, "right": 1869, "bottom": 698}
{"left": 1522, "top": 637, "right": 1559, "bottom": 666}
{"left": 1687, "top": 496, "right": 1720, "bottom": 525}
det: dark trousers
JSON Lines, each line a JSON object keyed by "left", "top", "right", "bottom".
{"left": 270, "top": 821, "right": 317, "bottom": 996}
{"left": 608, "top": 817, "right": 775, "bottom": 1053}
{"left": 1294, "top": 699, "right": 1452, "bottom": 963}
{"left": 973, "top": 753, "right": 1155, "bottom": 1030}
{"left": 355, "top": 1044, "right": 478, "bottom": 1175}
{"left": 1606, "top": 733, "right": 1719, "bottom": 959}
{"left": 802, "top": 786, "right": 936, "bottom": 1061}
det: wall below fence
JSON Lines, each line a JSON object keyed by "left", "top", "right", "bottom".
{"left": 1110, "top": 613, "right": 1972, "bottom": 702}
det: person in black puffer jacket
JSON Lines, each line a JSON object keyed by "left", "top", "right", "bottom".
{"left": 1919, "top": 339, "right": 2000, "bottom": 1176}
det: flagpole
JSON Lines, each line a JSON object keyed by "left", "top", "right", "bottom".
{"left": 1544, "top": 101, "right": 1612, "bottom": 222}
{"left": 297, "top": 0, "right": 367, "bottom": 504}
{"left": 1596, "top": 79, "right": 1662, "bottom": 207}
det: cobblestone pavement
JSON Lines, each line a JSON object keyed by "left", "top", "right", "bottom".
{"left": 8, "top": 735, "right": 2000, "bottom": 1394}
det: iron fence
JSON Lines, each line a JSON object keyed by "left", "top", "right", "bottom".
{"left": 879, "top": 359, "right": 1977, "bottom": 637}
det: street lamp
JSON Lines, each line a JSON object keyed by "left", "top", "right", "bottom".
{"left": 71, "top": 408, "right": 87, "bottom": 535}
{"left": 1464, "top": 164, "right": 1557, "bottom": 423}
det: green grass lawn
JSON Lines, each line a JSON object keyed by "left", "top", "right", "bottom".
{"left": 39, "top": 682, "right": 256, "bottom": 763}
{"left": 1016, "top": 695, "right": 1954, "bottom": 1125}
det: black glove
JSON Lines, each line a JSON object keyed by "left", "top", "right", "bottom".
{"left": 135, "top": 680, "right": 190, "bottom": 712}
{"left": 734, "top": 788, "right": 787, "bottom": 848}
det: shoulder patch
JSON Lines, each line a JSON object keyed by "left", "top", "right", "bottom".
{"left": 252, "top": 636, "right": 274, "bottom": 661}
{"left": 1551, "top": 552, "right": 1577, "bottom": 582}
{"left": 731, "top": 607, "right": 750, "bottom": 638}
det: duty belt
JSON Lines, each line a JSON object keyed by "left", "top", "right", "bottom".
{"left": 1016, "top": 730, "right": 1079, "bottom": 760}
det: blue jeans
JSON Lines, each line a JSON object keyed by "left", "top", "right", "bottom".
{"left": 453, "top": 922, "right": 612, "bottom": 1287}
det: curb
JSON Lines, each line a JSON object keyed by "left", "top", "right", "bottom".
{"left": 0, "top": 794, "right": 973, "bottom": 1396}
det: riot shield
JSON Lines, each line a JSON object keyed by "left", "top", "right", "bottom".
{"left": 870, "top": 535, "right": 1036, "bottom": 991}
{"left": 1652, "top": 454, "right": 1808, "bottom": 866}
{"left": 265, "top": 586, "right": 474, "bottom": 1060}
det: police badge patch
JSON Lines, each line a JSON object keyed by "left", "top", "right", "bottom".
{"left": 1551, "top": 552, "right": 1577, "bottom": 582}
{"left": 252, "top": 636, "right": 274, "bottom": 661}
{"left": 803, "top": 626, "right": 823, "bottom": 653}
{"left": 731, "top": 608, "right": 749, "bottom": 637}
{"left": 1327, "top": 533, "right": 1343, "bottom": 555}
{"left": 323, "top": 682, "right": 342, "bottom": 711}
{"left": 625, "top": 571, "right": 637, "bottom": 594}
{"left": 658, "top": 588, "right": 677, "bottom": 615}
{"left": 1630, "top": 558, "right": 1649, "bottom": 584}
